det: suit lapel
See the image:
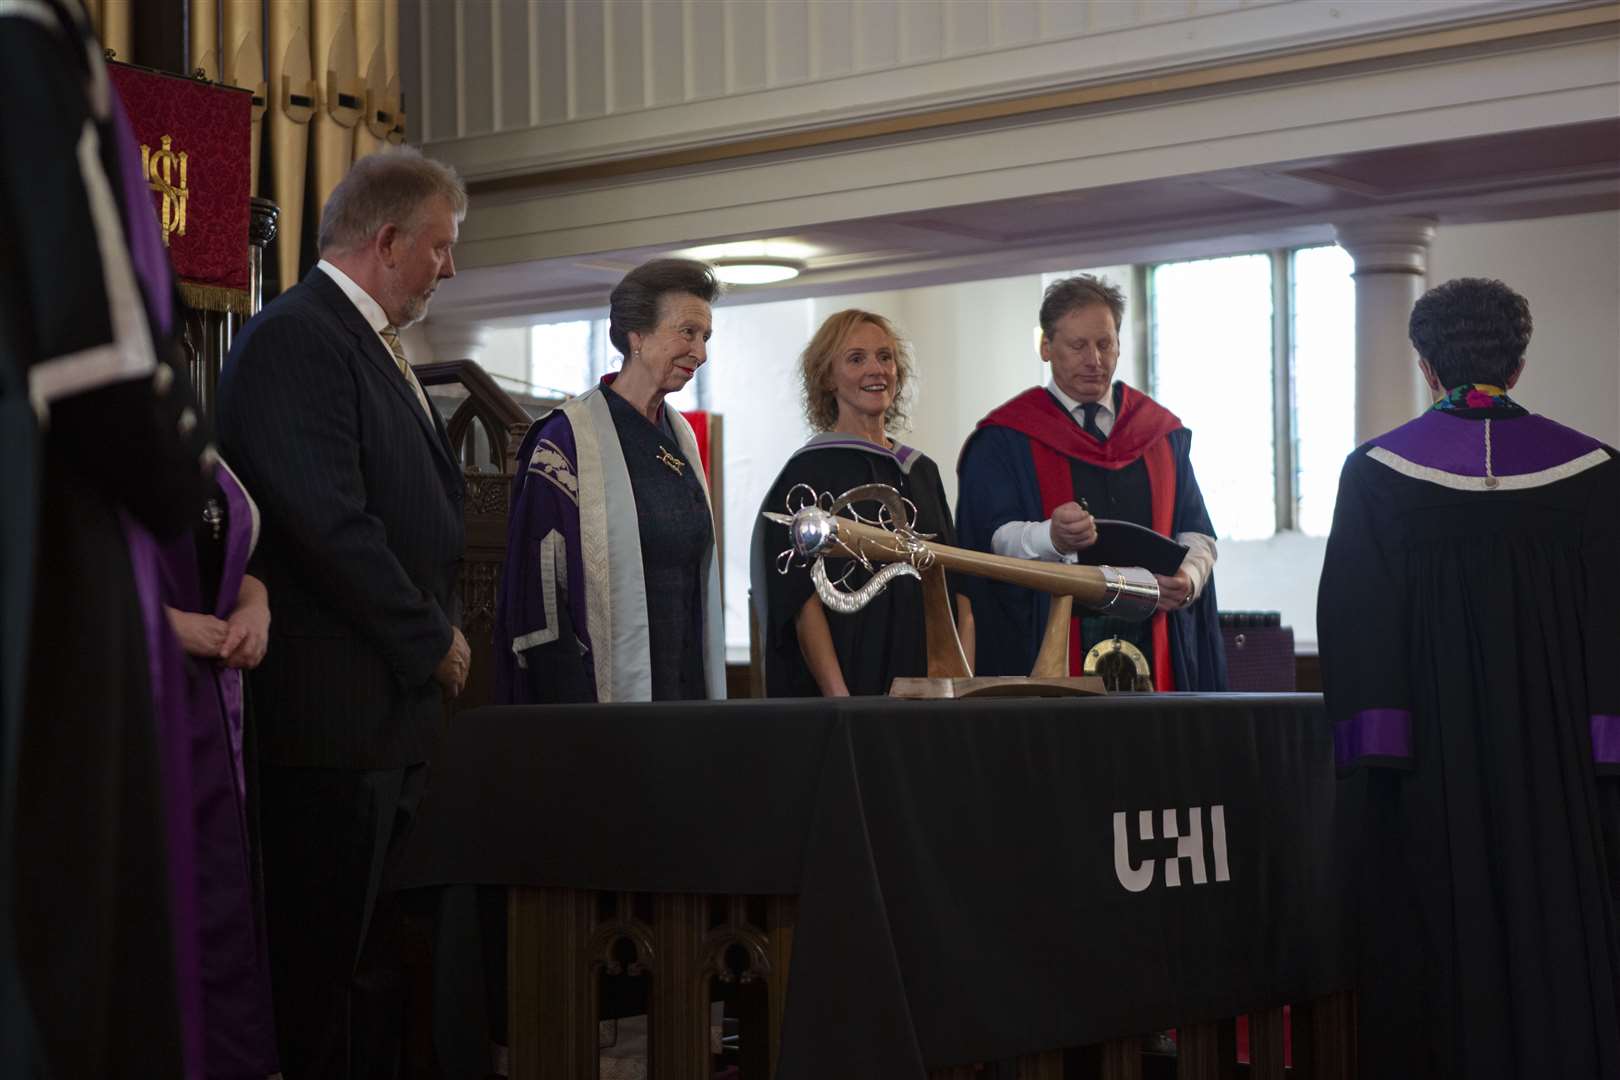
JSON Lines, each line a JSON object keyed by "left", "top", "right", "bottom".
{"left": 304, "top": 270, "right": 459, "bottom": 473}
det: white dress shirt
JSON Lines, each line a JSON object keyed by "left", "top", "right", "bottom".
{"left": 317, "top": 260, "right": 433, "bottom": 418}
{"left": 318, "top": 259, "right": 392, "bottom": 350}
{"left": 989, "top": 381, "right": 1218, "bottom": 599}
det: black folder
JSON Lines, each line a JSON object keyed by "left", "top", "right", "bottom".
{"left": 1075, "top": 520, "right": 1188, "bottom": 577}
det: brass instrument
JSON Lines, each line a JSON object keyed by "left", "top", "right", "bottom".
{"left": 765, "top": 484, "right": 1158, "bottom": 697}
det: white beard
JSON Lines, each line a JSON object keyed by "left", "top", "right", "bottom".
{"left": 395, "top": 288, "right": 431, "bottom": 328}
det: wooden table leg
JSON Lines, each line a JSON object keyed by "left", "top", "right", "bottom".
{"left": 1016, "top": 1048, "right": 1065, "bottom": 1078}
{"left": 651, "top": 893, "right": 710, "bottom": 1080}
{"left": 508, "top": 886, "right": 597, "bottom": 1080}
{"left": 1248, "top": 1008, "right": 1286, "bottom": 1080}
{"left": 1175, "top": 1021, "right": 1235, "bottom": 1079}
{"left": 1292, "top": 993, "right": 1355, "bottom": 1080}
{"left": 1101, "top": 1037, "right": 1142, "bottom": 1080}
{"left": 766, "top": 895, "right": 796, "bottom": 1076}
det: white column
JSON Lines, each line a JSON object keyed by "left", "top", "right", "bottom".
{"left": 1333, "top": 217, "right": 1437, "bottom": 445}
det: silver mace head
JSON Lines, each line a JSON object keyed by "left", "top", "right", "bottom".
{"left": 786, "top": 505, "right": 840, "bottom": 560}
{"left": 764, "top": 484, "right": 929, "bottom": 614}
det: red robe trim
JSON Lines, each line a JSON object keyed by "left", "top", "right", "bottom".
{"left": 978, "top": 386, "right": 1182, "bottom": 687}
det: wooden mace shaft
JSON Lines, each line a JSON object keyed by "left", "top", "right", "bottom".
{"left": 827, "top": 516, "right": 1120, "bottom": 608}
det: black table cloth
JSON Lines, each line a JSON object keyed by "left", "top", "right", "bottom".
{"left": 392, "top": 693, "right": 1347, "bottom": 1079}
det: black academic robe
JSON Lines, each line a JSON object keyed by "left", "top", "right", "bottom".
{"left": 2, "top": 3, "right": 213, "bottom": 1076}
{"left": 751, "top": 435, "right": 959, "bottom": 697}
{"left": 1318, "top": 404, "right": 1620, "bottom": 1078}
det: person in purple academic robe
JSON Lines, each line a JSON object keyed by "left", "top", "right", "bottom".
{"left": 496, "top": 257, "right": 727, "bottom": 708}
{"left": 1318, "top": 277, "right": 1620, "bottom": 1079}
{"left": 157, "top": 459, "right": 280, "bottom": 1080}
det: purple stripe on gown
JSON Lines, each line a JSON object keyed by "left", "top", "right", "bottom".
{"left": 105, "top": 70, "right": 204, "bottom": 1077}
{"left": 155, "top": 468, "right": 280, "bottom": 1077}
{"left": 121, "top": 516, "right": 205, "bottom": 1080}
{"left": 108, "top": 89, "right": 173, "bottom": 336}
{"left": 1593, "top": 715, "right": 1620, "bottom": 766}
{"left": 1334, "top": 708, "right": 1413, "bottom": 769}
{"left": 214, "top": 470, "right": 251, "bottom": 796}
{"left": 795, "top": 434, "right": 918, "bottom": 469}
{"left": 1371, "top": 412, "right": 1604, "bottom": 477}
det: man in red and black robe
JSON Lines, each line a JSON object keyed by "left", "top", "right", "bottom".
{"left": 955, "top": 276, "right": 1226, "bottom": 689}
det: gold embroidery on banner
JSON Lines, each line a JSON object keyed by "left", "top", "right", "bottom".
{"left": 656, "top": 446, "right": 686, "bottom": 476}
{"left": 140, "top": 135, "right": 189, "bottom": 246}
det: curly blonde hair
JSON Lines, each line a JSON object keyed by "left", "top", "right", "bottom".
{"left": 800, "top": 310, "right": 914, "bottom": 433}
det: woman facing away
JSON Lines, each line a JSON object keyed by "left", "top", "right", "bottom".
{"left": 1317, "top": 277, "right": 1620, "bottom": 1079}
{"left": 752, "top": 309, "right": 973, "bottom": 696}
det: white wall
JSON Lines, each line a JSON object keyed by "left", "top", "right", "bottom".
{"left": 708, "top": 298, "right": 817, "bottom": 659}
{"left": 877, "top": 275, "right": 1046, "bottom": 509}
{"left": 1429, "top": 210, "right": 1620, "bottom": 446}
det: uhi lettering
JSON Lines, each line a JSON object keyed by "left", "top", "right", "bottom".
{"left": 1112, "top": 805, "right": 1232, "bottom": 892}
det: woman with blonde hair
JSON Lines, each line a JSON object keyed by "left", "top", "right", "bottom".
{"left": 752, "top": 310, "right": 972, "bottom": 696}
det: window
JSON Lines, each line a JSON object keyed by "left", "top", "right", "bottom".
{"left": 1148, "top": 253, "right": 1277, "bottom": 540}
{"left": 1146, "top": 245, "right": 1354, "bottom": 539}
{"left": 1289, "top": 245, "right": 1356, "bottom": 537}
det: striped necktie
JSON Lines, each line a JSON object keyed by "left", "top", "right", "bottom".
{"left": 378, "top": 324, "right": 434, "bottom": 419}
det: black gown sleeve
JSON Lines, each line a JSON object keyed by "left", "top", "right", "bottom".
{"left": 1318, "top": 450, "right": 1413, "bottom": 771}
{"left": 1583, "top": 455, "right": 1620, "bottom": 776}
{"left": 0, "top": 14, "right": 209, "bottom": 540}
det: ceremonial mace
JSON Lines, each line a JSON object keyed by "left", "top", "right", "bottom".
{"left": 765, "top": 484, "right": 1159, "bottom": 698}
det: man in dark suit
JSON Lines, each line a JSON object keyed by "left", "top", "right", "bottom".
{"left": 217, "top": 147, "right": 470, "bottom": 1079}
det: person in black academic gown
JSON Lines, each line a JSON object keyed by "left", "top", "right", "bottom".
{"left": 1318, "top": 277, "right": 1620, "bottom": 1079}
{"left": 752, "top": 309, "right": 973, "bottom": 696}
{"left": 2, "top": 4, "right": 214, "bottom": 1075}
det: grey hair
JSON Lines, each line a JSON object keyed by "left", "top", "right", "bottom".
{"left": 317, "top": 147, "right": 467, "bottom": 255}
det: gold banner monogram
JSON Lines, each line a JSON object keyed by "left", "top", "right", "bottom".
{"left": 140, "top": 134, "right": 190, "bottom": 246}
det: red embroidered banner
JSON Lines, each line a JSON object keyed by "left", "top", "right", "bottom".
{"left": 107, "top": 63, "right": 251, "bottom": 299}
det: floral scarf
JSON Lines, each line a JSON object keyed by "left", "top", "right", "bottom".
{"left": 1431, "top": 383, "right": 1525, "bottom": 415}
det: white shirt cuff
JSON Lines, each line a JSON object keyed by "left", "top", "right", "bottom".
{"left": 991, "top": 519, "right": 1077, "bottom": 563}
{"left": 1176, "top": 532, "right": 1218, "bottom": 600}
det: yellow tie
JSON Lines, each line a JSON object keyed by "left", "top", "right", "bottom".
{"left": 378, "top": 324, "right": 433, "bottom": 419}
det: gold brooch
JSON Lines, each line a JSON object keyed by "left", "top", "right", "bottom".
{"left": 656, "top": 446, "right": 686, "bottom": 475}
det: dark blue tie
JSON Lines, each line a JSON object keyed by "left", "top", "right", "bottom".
{"left": 1081, "top": 401, "right": 1107, "bottom": 441}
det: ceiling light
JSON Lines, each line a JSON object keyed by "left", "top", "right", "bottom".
{"left": 711, "top": 257, "right": 803, "bottom": 285}
{"left": 690, "top": 239, "right": 817, "bottom": 262}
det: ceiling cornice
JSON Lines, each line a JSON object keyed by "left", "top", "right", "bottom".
{"left": 463, "top": 3, "right": 1619, "bottom": 197}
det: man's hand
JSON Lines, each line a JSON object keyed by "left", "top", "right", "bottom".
{"left": 1049, "top": 501, "right": 1098, "bottom": 555}
{"left": 1154, "top": 570, "right": 1193, "bottom": 612}
{"left": 435, "top": 627, "right": 470, "bottom": 697}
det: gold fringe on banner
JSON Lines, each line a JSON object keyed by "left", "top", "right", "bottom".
{"left": 180, "top": 281, "right": 253, "bottom": 315}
